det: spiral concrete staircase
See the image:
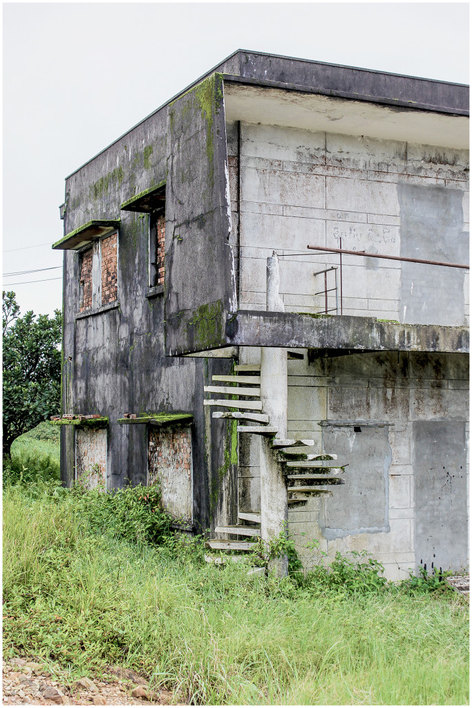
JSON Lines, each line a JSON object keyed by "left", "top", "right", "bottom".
{"left": 203, "top": 363, "right": 346, "bottom": 557}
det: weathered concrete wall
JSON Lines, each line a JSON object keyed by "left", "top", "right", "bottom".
{"left": 413, "top": 420, "right": 468, "bottom": 570}
{"left": 286, "top": 351, "right": 468, "bottom": 580}
{"left": 231, "top": 122, "right": 468, "bottom": 326}
{"left": 164, "top": 74, "right": 236, "bottom": 355}
{"left": 237, "top": 349, "right": 468, "bottom": 579}
{"left": 60, "top": 74, "right": 238, "bottom": 532}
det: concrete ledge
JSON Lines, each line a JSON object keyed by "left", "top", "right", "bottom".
{"left": 225, "top": 311, "right": 469, "bottom": 354}
{"left": 51, "top": 416, "right": 108, "bottom": 427}
{"left": 117, "top": 413, "right": 193, "bottom": 426}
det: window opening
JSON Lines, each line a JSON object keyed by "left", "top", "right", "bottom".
{"left": 79, "top": 232, "right": 118, "bottom": 312}
{"left": 149, "top": 209, "right": 165, "bottom": 288}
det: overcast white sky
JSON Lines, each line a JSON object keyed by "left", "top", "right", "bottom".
{"left": 3, "top": 1, "right": 469, "bottom": 316}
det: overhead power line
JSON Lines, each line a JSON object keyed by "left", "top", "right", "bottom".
{"left": 3, "top": 276, "right": 62, "bottom": 286}
{"left": 3, "top": 266, "right": 62, "bottom": 277}
{"left": 4, "top": 242, "right": 52, "bottom": 253}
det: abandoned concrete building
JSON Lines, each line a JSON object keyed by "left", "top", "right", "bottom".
{"left": 53, "top": 50, "right": 469, "bottom": 579}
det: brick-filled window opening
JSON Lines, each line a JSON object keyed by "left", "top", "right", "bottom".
{"left": 100, "top": 232, "right": 118, "bottom": 305}
{"left": 79, "top": 247, "right": 93, "bottom": 312}
{"left": 149, "top": 210, "right": 165, "bottom": 288}
{"left": 75, "top": 428, "right": 107, "bottom": 490}
{"left": 148, "top": 426, "right": 192, "bottom": 524}
{"left": 79, "top": 232, "right": 118, "bottom": 312}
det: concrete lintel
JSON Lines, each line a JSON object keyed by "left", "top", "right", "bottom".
{"left": 225, "top": 311, "right": 469, "bottom": 354}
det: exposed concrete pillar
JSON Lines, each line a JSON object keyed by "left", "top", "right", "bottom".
{"left": 263, "top": 252, "right": 288, "bottom": 435}
{"left": 260, "top": 251, "right": 288, "bottom": 576}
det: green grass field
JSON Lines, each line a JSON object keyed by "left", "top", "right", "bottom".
{"left": 2, "top": 427, "right": 469, "bottom": 705}
{"left": 11, "top": 421, "right": 60, "bottom": 462}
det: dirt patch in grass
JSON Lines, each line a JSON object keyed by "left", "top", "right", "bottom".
{"left": 3, "top": 657, "right": 176, "bottom": 705}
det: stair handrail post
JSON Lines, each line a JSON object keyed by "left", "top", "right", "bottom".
{"left": 260, "top": 251, "right": 289, "bottom": 576}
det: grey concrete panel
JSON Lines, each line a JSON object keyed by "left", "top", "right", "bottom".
{"left": 398, "top": 184, "right": 468, "bottom": 326}
{"left": 320, "top": 423, "right": 391, "bottom": 539}
{"left": 59, "top": 79, "right": 236, "bottom": 531}
{"left": 413, "top": 420, "right": 468, "bottom": 571}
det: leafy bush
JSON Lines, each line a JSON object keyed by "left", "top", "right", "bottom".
{"left": 399, "top": 566, "right": 455, "bottom": 596}
{"left": 303, "top": 549, "right": 388, "bottom": 595}
{"left": 248, "top": 525, "right": 303, "bottom": 575}
{"left": 72, "top": 484, "right": 173, "bottom": 547}
{"left": 3, "top": 291, "right": 62, "bottom": 456}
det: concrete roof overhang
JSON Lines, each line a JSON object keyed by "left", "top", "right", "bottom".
{"left": 223, "top": 79, "right": 469, "bottom": 149}
{"left": 52, "top": 220, "right": 120, "bottom": 250}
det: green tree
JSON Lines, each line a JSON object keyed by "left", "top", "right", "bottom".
{"left": 3, "top": 291, "right": 62, "bottom": 456}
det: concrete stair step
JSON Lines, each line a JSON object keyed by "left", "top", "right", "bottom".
{"left": 287, "top": 485, "right": 336, "bottom": 493}
{"left": 281, "top": 450, "right": 337, "bottom": 460}
{"left": 272, "top": 438, "right": 315, "bottom": 448}
{"left": 287, "top": 350, "right": 305, "bottom": 360}
{"left": 237, "top": 425, "right": 278, "bottom": 436}
{"left": 234, "top": 363, "right": 261, "bottom": 372}
{"left": 238, "top": 512, "right": 261, "bottom": 524}
{"left": 204, "top": 555, "right": 264, "bottom": 576}
{"left": 212, "top": 375, "right": 261, "bottom": 385}
{"left": 214, "top": 525, "right": 261, "bottom": 537}
{"left": 286, "top": 460, "right": 347, "bottom": 469}
{"left": 206, "top": 540, "right": 256, "bottom": 551}
{"left": 277, "top": 453, "right": 319, "bottom": 461}
{"left": 204, "top": 399, "right": 263, "bottom": 411}
{"left": 212, "top": 411, "right": 270, "bottom": 424}
{"left": 286, "top": 473, "right": 344, "bottom": 480}
{"left": 204, "top": 554, "right": 243, "bottom": 565}
{"left": 204, "top": 385, "right": 261, "bottom": 397}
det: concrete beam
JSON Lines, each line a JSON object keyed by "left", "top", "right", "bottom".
{"left": 226, "top": 311, "right": 469, "bottom": 354}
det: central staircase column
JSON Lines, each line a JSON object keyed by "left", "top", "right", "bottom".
{"left": 260, "top": 252, "right": 288, "bottom": 576}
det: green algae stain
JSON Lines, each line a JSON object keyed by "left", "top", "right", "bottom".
{"left": 230, "top": 419, "right": 238, "bottom": 465}
{"left": 143, "top": 145, "right": 153, "bottom": 169}
{"left": 187, "top": 300, "right": 224, "bottom": 350}
{"left": 193, "top": 73, "right": 224, "bottom": 190}
{"left": 89, "top": 166, "right": 124, "bottom": 201}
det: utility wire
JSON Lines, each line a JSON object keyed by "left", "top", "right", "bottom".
{"left": 4, "top": 242, "right": 52, "bottom": 253}
{"left": 3, "top": 277, "right": 62, "bottom": 286}
{"left": 3, "top": 266, "right": 62, "bottom": 277}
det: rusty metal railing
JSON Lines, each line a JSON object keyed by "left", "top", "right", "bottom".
{"left": 274, "top": 244, "right": 469, "bottom": 317}
{"left": 307, "top": 242, "right": 469, "bottom": 316}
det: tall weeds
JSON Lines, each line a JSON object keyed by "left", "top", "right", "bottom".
{"left": 3, "top": 480, "right": 468, "bottom": 705}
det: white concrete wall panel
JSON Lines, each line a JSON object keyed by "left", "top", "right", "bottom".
{"left": 233, "top": 121, "right": 469, "bottom": 325}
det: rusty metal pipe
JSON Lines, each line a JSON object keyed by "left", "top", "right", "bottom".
{"left": 307, "top": 244, "right": 469, "bottom": 269}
